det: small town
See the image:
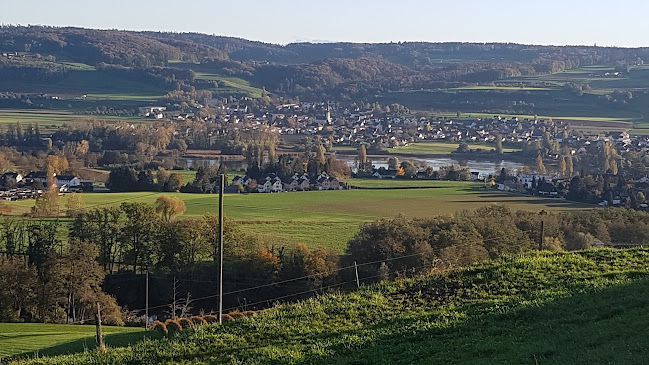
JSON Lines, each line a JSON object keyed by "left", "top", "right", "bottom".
{"left": 4, "top": 6, "right": 649, "bottom": 364}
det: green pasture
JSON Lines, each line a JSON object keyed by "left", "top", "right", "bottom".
{"left": 6, "top": 186, "right": 587, "bottom": 252}
{"left": 334, "top": 141, "right": 520, "bottom": 155}
{"left": 195, "top": 72, "right": 265, "bottom": 97}
{"left": 390, "top": 141, "right": 519, "bottom": 154}
{"left": 0, "top": 110, "right": 152, "bottom": 130}
{"left": 0, "top": 70, "right": 167, "bottom": 102}
{"left": 0, "top": 323, "right": 151, "bottom": 359}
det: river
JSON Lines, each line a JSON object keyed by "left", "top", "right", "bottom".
{"left": 337, "top": 155, "right": 525, "bottom": 175}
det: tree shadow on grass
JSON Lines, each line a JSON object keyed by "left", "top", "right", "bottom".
{"left": 12, "top": 329, "right": 162, "bottom": 359}
{"left": 301, "top": 278, "right": 649, "bottom": 365}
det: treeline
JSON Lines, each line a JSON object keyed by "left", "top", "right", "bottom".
{"left": 0, "top": 220, "right": 122, "bottom": 324}
{"left": 106, "top": 166, "right": 185, "bottom": 193}
{"left": 0, "top": 199, "right": 339, "bottom": 322}
{"left": 346, "top": 206, "right": 649, "bottom": 278}
{"left": 3, "top": 203, "right": 649, "bottom": 323}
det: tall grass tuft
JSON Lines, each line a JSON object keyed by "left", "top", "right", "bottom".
{"left": 178, "top": 318, "right": 195, "bottom": 329}
{"left": 190, "top": 316, "right": 207, "bottom": 325}
{"left": 150, "top": 320, "right": 168, "bottom": 334}
{"left": 164, "top": 319, "right": 182, "bottom": 332}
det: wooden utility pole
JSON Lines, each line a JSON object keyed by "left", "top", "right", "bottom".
{"left": 218, "top": 174, "right": 224, "bottom": 324}
{"left": 145, "top": 271, "right": 149, "bottom": 331}
{"left": 354, "top": 261, "right": 360, "bottom": 288}
{"left": 539, "top": 220, "right": 545, "bottom": 251}
{"left": 96, "top": 302, "right": 105, "bottom": 353}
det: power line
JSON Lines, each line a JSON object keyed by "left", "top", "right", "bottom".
{"left": 132, "top": 230, "right": 536, "bottom": 312}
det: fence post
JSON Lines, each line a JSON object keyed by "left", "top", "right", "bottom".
{"left": 539, "top": 220, "right": 545, "bottom": 251}
{"left": 96, "top": 302, "right": 105, "bottom": 353}
{"left": 354, "top": 261, "right": 360, "bottom": 288}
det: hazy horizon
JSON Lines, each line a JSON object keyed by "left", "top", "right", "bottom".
{"left": 2, "top": 0, "right": 649, "bottom": 48}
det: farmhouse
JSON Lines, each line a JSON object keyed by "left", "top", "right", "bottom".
{"left": 56, "top": 175, "right": 81, "bottom": 191}
{"left": 24, "top": 171, "right": 50, "bottom": 185}
{"left": 0, "top": 172, "right": 23, "bottom": 187}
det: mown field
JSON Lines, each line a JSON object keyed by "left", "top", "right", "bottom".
{"left": 0, "top": 109, "right": 152, "bottom": 131}
{"left": 333, "top": 141, "right": 520, "bottom": 155}
{"left": 194, "top": 72, "right": 265, "bottom": 97}
{"left": 6, "top": 181, "right": 588, "bottom": 252}
{"left": 0, "top": 324, "right": 152, "bottom": 359}
{"left": 10, "top": 249, "right": 649, "bottom": 364}
{"left": 390, "top": 141, "right": 520, "bottom": 154}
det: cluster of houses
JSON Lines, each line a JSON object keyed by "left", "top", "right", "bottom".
{"left": 495, "top": 172, "right": 649, "bottom": 209}
{"left": 229, "top": 172, "right": 343, "bottom": 193}
{"left": 0, "top": 171, "right": 91, "bottom": 200}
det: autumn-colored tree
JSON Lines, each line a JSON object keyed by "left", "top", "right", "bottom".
{"left": 387, "top": 157, "right": 399, "bottom": 170}
{"left": 76, "top": 140, "right": 90, "bottom": 155}
{"left": 0, "top": 257, "right": 37, "bottom": 321}
{"left": 559, "top": 156, "right": 567, "bottom": 176}
{"left": 156, "top": 167, "right": 170, "bottom": 191}
{"left": 32, "top": 190, "right": 61, "bottom": 217}
{"left": 317, "top": 144, "right": 326, "bottom": 165}
{"left": 358, "top": 145, "right": 367, "bottom": 171}
{"left": 495, "top": 134, "right": 503, "bottom": 154}
{"left": 65, "top": 193, "right": 86, "bottom": 217}
{"left": 284, "top": 243, "right": 338, "bottom": 288}
{"left": 166, "top": 173, "right": 183, "bottom": 192}
{"left": 46, "top": 155, "right": 69, "bottom": 175}
{"left": 566, "top": 155, "right": 574, "bottom": 176}
{"left": 535, "top": 155, "right": 546, "bottom": 174}
{"left": 155, "top": 195, "right": 187, "bottom": 222}
{"left": 252, "top": 247, "right": 281, "bottom": 279}
{"left": 64, "top": 240, "right": 123, "bottom": 325}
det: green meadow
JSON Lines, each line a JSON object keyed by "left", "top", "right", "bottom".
{"left": 0, "top": 110, "right": 151, "bottom": 131}
{"left": 6, "top": 183, "right": 588, "bottom": 252}
{"left": 0, "top": 323, "right": 152, "bottom": 359}
{"left": 194, "top": 72, "right": 265, "bottom": 97}
{"left": 334, "top": 141, "right": 520, "bottom": 155}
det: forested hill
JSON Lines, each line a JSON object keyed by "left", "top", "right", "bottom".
{"left": 3, "top": 25, "right": 649, "bottom": 98}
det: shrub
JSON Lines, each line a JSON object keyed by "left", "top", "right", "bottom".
{"left": 243, "top": 311, "right": 257, "bottom": 317}
{"left": 150, "top": 320, "right": 168, "bottom": 334}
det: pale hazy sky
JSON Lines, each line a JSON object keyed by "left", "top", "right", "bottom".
{"left": 1, "top": 0, "right": 648, "bottom": 47}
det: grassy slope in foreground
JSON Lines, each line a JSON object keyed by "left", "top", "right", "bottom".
{"left": 14, "top": 249, "right": 649, "bottom": 364}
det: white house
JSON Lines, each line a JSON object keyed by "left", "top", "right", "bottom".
{"left": 516, "top": 174, "right": 553, "bottom": 189}
{"left": 258, "top": 175, "right": 283, "bottom": 193}
{"left": 56, "top": 175, "right": 81, "bottom": 188}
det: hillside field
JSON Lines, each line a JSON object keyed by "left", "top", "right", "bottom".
{"left": 10, "top": 249, "right": 649, "bottom": 364}
{"left": 6, "top": 182, "right": 587, "bottom": 252}
{"left": 0, "top": 109, "right": 152, "bottom": 132}
{"left": 0, "top": 324, "right": 152, "bottom": 359}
